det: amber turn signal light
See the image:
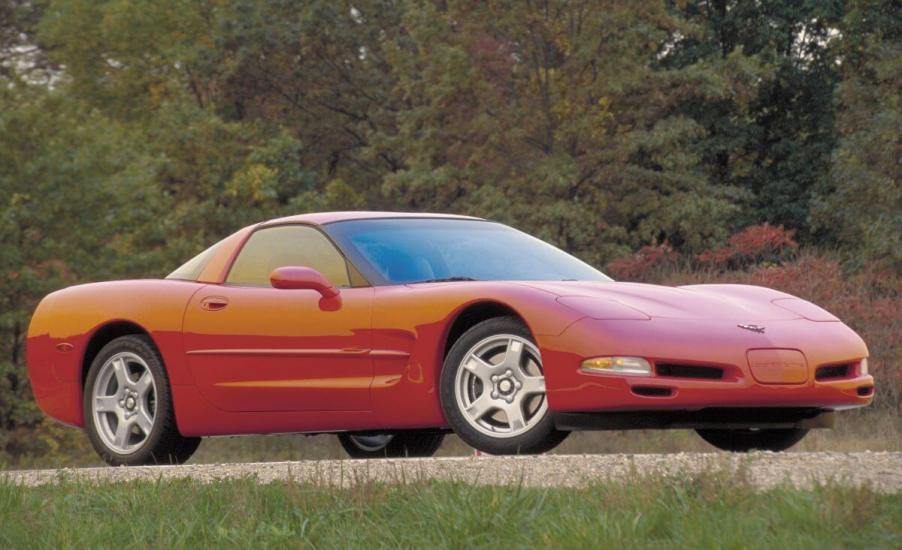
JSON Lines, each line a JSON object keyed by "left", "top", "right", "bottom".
{"left": 581, "top": 356, "right": 652, "bottom": 376}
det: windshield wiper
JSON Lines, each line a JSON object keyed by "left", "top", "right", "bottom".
{"left": 413, "top": 276, "right": 479, "bottom": 283}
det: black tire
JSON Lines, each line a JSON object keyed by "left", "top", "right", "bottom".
{"left": 337, "top": 430, "right": 445, "bottom": 459}
{"left": 440, "top": 316, "right": 569, "bottom": 455}
{"left": 83, "top": 335, "right": 201, "bottom": 466}
{"left": 696, "top": 428, "right": 809, "bottom": 452}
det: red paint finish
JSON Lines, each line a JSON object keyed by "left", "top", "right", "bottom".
{"left": 26, "top": 212, "right": 874, "bottom": 438}
{"left": 540, "top": 316, "right": 872, "bottom": 412}
{"left": 26, "top": 279, "right": 205, "bottom": 428}
{"left": 182, "top": 286, "right": 374, "bottom": 413}
{"left": 270, "top": 266, "right": 340, "bottom": 298}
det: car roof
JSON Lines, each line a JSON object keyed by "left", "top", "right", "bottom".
{"left": 261, "top": 211, "right": 483, "bottom": 226}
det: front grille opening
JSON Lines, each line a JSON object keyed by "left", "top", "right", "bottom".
{"left": 816, "top": 364, "right": 851, "bottom": 380}
{"left": 655, "top": 363, "right": 724, "bottom": 380}
{"left": 857, "top": 385, "right": 874, "bottom": 397}
{"left": 632, "top": 386, "right": 674, "bottom": 397}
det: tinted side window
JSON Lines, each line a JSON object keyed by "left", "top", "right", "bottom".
{"left": 166, "top": 238, "right": 224, "bottom": 281}
{"left": 226, "top": 225, "right": 351, "bottom": 287}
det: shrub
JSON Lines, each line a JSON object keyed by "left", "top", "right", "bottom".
{"left": 606, "top": 243, "right": 678, "bottom": 282}
{"left": 698, "top": 224, "right": 798, "bottom": 270}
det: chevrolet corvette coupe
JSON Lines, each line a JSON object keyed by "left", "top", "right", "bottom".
{"left": 27, "top": 212, "right": 874, "bottom": 465}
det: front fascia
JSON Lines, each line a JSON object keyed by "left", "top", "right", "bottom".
{"left": 538, "top": 316, "right": 873, "bottom": 413}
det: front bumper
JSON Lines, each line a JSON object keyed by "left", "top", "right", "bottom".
{"left": 539, "top": 317, "right": 875, "bottom": 414}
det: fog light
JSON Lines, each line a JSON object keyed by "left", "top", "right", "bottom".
{"left": 860, "top": 358, "right": 868, "bottom": 376}
{"left": 581, "top": 356, "right": 652, "bottom": 376}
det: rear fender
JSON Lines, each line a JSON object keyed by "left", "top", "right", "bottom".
{"left": 26, "top": 280, "right": 205, "bottom": 427}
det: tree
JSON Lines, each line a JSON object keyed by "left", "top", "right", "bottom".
{"left": 813, "top": 0, "right": 901, "bottom": 270}
{"left": 0, "top": 0, "right": 51, "bottom": 84}
{"left": 376, "top": 0, "right": 736, "bottom": 263}
{"left": 37, "top": 0, "right": 736, "bottom": 264}
{"left": 0, "top": 87, "right": 155, "bottom": 461}
{"left": 664, "top": 0, "right": 845, "bottom": 236}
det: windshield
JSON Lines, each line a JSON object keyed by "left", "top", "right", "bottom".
{"left": 325, "top": 218, "right": 612, "bottom": 285}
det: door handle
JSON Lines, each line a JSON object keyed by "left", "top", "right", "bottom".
{"left": 200, "top": 296, "right": 229, "bottom": 311}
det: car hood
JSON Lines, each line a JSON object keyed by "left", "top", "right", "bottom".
{"left": 517, "top": 281, "right": 805, "bottom": 322}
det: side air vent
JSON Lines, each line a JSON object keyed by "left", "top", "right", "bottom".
{"left": 655, "top": 363, "right": 724, "bottom": 380}
{"left": 816, "top": 364, "right": 851, "bottom": 381}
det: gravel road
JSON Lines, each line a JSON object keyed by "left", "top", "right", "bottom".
{"left": 5, "top": 452, "right": 901, "bottom": 492}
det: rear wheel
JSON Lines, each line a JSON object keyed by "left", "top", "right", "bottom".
{"left": 337, "top": 430, "right": 445, "bottom": 458}
{"left": 696, "top": 428, "right": 808, "bottom": 452}
{"left": 84, "top": 335, "right": 201, "bottom": 466}
{"left": 440, "top": 316, "right": 569, "bottom": 455}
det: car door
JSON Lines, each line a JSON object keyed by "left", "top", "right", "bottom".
{"left": 182, "top": 224, "right": 374, "bottom": 412}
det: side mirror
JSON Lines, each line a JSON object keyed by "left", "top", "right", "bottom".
{"left": 270, "top": 266, "right": 340, "bottom": 299}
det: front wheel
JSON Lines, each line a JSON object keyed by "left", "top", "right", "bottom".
{"left": 84, "top": 335, "right": 201, "bottom": 466}
{"left": 696, "top": 428, "right": 809, "bottom": 452}
{"left": 440, "top": 316, "right": 569, "bottom": 455}
{"left": 337, "top": 430, "right": 445, "bottom": 459}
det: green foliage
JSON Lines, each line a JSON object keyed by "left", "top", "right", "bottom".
{"left": 812, "top": 0, "right": 902, "bottom": 271}
{"left": 0, "top": 86, "right": 153, "bottom": 461}
{"left": 375, "top": 1, "right": 737, "bottom": 262}
{"left": 665, "top": 0, "right": 845, "bottom": 234}
{"left": 1, "top": 477, "right": 899, "bottom": 548}
{"left": 32, "top": 0, "right": 738, "bottom": 263}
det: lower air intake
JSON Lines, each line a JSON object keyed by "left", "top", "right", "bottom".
{"left": 655, "top": 363, "right": 724, "bottom": 380}
{"left": 816, "top": 364, "right": 851, "bottom": 380}
{"left": 631, "top": 386, "right": 674, "bottom": 397}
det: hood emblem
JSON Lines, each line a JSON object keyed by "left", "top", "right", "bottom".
{"left": 738, "top": 324, "right": 766, "bottom": 333}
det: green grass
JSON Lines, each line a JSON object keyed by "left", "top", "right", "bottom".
{"left": 1, "top": 473, "right": 899, "bottom": 549}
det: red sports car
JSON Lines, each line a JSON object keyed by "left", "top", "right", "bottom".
{"left": 27, "top": 212, "right": 874, "bottom": 465}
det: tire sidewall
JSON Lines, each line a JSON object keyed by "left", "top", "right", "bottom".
{"left": 83, "top": 335, "right": 175, "bottom": 466}
{"left": 440, "top": 316, "right": 562, "bottom": 455}
{"left": 696, "top": 428, "right": 809, "bottom": 452}
{"left": 338, "top": 430, "right": 445, "bottom": 459}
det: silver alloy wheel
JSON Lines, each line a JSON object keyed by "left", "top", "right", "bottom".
{"left": 348, "top": 434, "right": 394, "bottom": 452}
{"left": 454, "top": 334, "right": 548, "bottom": 438}
{"left": 91, "top": 351, "right": 157, "bottom": 455}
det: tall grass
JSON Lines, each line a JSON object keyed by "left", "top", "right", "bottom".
{"left": 1, "top": 474, "right": 899, "bottom": 548}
